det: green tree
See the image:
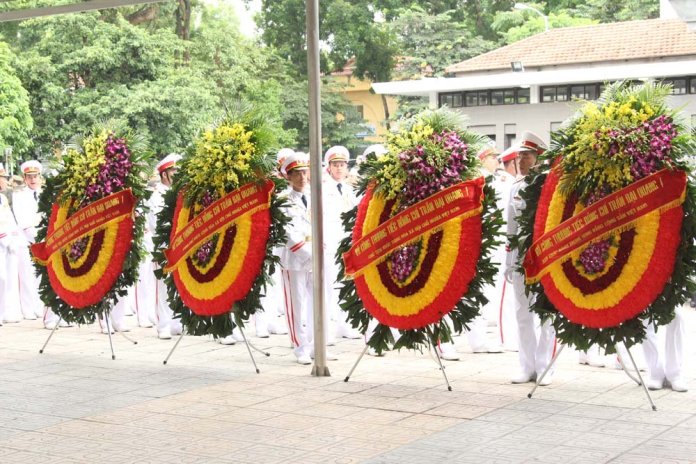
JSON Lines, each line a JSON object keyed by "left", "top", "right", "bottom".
{"left": 492, "top": 9, "right": 596, "bottom": 43}
{"left": 0, "top": 42, "right": 33, "bottom": 160}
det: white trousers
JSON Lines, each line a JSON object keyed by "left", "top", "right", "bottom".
{"left": 281, "top": 269, "right": 315, "bottom": 358}
{"left": 643, "top": 307, "right": 685, "bottom": 383}
{"left": 155, "top": 272, "right": 180, "bottom": 333}
{"left": 1, "top": 245, "right": 22, "bottom": 323}
{"left": 512, "top": 273, "right": 555, "bottom": 376}
{"left": 324, "top": 243, "right": 353, "bottom": 337}
{"left": 134, "top": 258, "right": 156, "bottom": 327}
{"left": 15, "top": 242, "right": 44, "bottom": 320}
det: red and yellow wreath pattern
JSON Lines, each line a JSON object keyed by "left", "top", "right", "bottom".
{"left": 350, "top": 182, "right": 483, "bottom": 330}
{"left": 35, "top": 197, "right": 134, "bottom": 309}
{"left": 168, "top": 186, "right": 271, "bottom": 316}
{"left": 532, "top": 166, "right": 683, "bottom": 328}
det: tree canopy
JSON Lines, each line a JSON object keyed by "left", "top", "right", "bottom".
{"left": 0, "top": 0, "right": 661, "bottom": 164}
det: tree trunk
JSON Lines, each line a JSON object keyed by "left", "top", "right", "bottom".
{"left": 381, "top": 94, "right": 391, "bottom": 131}
{"left": 175, "top": 0, "right": 192, "bottom": 62}
{"left": 175, "top": 0, "right": 191, "bottom": 40}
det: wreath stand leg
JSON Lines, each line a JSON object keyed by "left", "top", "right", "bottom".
{"left": 162, "top": 330, "right": 186, "bottom": 365}
{"left": 430, "top": 343, "right": 453, "bottom": 392}
{"left": 238, "top": 326, "right": 262, "bottom": 374}
{"left": 344, "top": 345, "right": 369, "bottom": 382}
{"left": 622, "top": 341, "right": 657, "bottom": 411}
{"left": 39, "top": 316, "right": 63, "bottom": 354}
{"left": 117, "top": 331, "right": 138, "bottom": 346}
{"left": 614, "top": 344, "right": 641, "bottom": 386}
{"left": 528, "top": 344, "right": 565, "bottom": 399}
{"left": 104, "top": 309, "right": 116, "bottom": 360}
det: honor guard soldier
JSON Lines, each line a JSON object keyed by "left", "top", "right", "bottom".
{"left": 505, "top": 131, "right": 556, "bottom": 384}
{"left": 279, "top": 152, "right": 335, "bottom": 364}
{"left": 12, "top": 161, "right": 54, "bottom": 325}
{"left": 0, "top": 163, "right": 23, "bottom": 325}
{"left": 323, "top": 145, "right": 361, "bottom": 341}
{"left": 150, "top": 154, "right": 183, "bottom": 339}
{"left": 494, "top": 147, "right": 520, "bottom": 351}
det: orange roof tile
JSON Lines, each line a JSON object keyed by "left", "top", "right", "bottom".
{"left": 446, "top": 19, "right": 696, "bottom": 74}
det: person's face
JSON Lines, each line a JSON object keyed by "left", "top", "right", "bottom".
{"left": 481, "top": 155, "right": 499, "bottom": 173}
{"left": 327, "top": 160, "right": 348, "bottom": 181}
{"left": 518, "top": 151, "right": 538, "bottom": 176}
{"left": 24, "top": 173, "right": 41, "bottom": 190}
{"left": 161, "top": 167, "right": 178, "bottom": 186}
{"left": 288, "top": 168, "right": 310, "bottom": 192}
{"left": 0, "top": 176, "right": 8, "bottom": 191}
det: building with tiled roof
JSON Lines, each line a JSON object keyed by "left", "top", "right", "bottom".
{"left": 445, "top": 19, "right": 696, "bottom": 75}
{"left": 373, "top": 11, "right": 696, "bottom": 151}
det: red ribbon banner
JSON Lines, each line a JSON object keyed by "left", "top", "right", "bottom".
{"left": 164, "top": 180, "right": 274, "bottom": 272}
{"left": 523, "top": 169, "right": 687, "bottom": 283}
{"left": 343, "top": 177, "right": 485, "bottom": 277}
{"left": 32, "top": 189, "right": 136, "bottom": 264}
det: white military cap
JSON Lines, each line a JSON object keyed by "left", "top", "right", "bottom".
{"left": 156, "top": 153, "right": 182, "bottom": 174}
{"left": 20, "top": 160, "right": 42, "bottom": 175}
{"left": 277, "top": 148, "right": 295, "bottom": 169}
{"left": 324, "top": 145, "right": 350, "bottom": 165}
{"left": 498, "top": 146, "right": 519, "bottom": 163}
{"left": 517, "top": 131, "right": 547, "bottom": 154}
{"left": 281, "top": 151, "right": 310, "bottom": 177}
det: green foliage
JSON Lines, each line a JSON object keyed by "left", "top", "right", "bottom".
{"left": 390, "top": 9, "right": 496, "bottom": 79}
{"left": 0, "top": 42, "right": 33, "bottom": 159}
{"left": 494, "top": 10, "right": 596, "bottom": 43}
{"left": 280, "top": 78, "right": 365, "bottom": 153}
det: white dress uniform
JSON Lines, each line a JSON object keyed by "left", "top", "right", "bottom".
{"left": 507, "top": 178, "right": 556, "bottom": 383}
{"left": 492, "top": 168, "right": 518, "bottom": 351}
{"left": 322, "top": 173, "right": 360, "bottom": 340}
{"left": 280, "top": 187, "right": 316, "bottom": 362}
{"left": 0, "top": 193, "right": 24, "bottom": 324}
{"left": 11, "top": 185, "right": 48, "bottom": 322}
{"left": 148, "top": 181, "right": 182, "bottom": 338}
{"left": 133, "top": 194, "right": 156, "bottom": 328}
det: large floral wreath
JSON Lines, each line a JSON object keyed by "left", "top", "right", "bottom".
{"left": 32, "top": 123, "right": 151, "bottom": 324}
{"left": 513, "top": 82, "right": 696, "bottom": 351}
{"left": 338, "top": 109, "right": 502, "bottom": 354}
{"left": 152, "top": 108, "right": 288, "bottom": 338}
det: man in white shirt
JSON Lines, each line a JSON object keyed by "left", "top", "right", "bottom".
{"left": 279, "top": 152, "right": 336, "bottom": 364}
{"left": 11, "top": 161, "right": 51, "bottom": 325}
{"left": 505, "top": 131, "right": 556, "bottom": 385}
{"left": 323, "top": 145, "right": 361, "bottom": 341}
{"left": 149, "top": 154, "right": 183, "bottom": 339}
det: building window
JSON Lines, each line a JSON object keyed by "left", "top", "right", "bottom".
{"left": 478, "top": 90, "right": 489, "bottom": 106}
{"left": 541, "top": 83, "right": 600, "bottom": 102}
{"left": 355, "top": 105, "right": 364, "bottom": 119}
{"left": 439, "top": 92, "right": 463, "bottom": 108}
{"left": 541, "top": 87, "right": 556, "bottom": 102}
{"left": 517, "top": 88, "right": 530, "bottom": 104}
{"left": 664, "top": 78, "right": 687, "bottom": 95}
{"left": 690, "top": 77, "right": 696, "bottom": 94}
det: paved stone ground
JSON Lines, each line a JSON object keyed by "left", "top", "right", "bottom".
{"left": 1, "top": 310, "right": 695, "bottom": 464}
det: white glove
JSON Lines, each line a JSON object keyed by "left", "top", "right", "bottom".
{"left": 504, "top": 267, "right": 516, "bottom": 284}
